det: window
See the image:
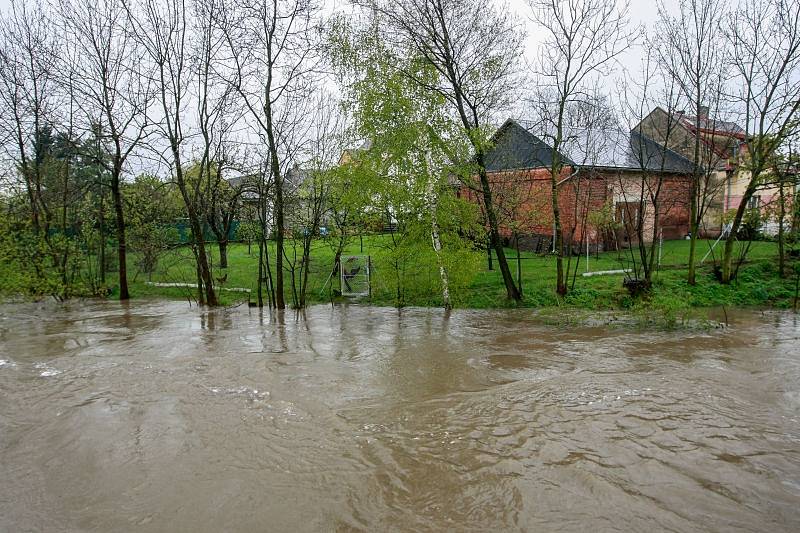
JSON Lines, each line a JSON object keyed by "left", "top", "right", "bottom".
{"left": 615, "top": 202, "right": 642, "bottom": 224}
{"left": 747, "top": 195, "right": 761, "bottom": 210}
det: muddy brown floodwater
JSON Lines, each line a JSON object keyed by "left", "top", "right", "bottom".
{"left": 1, "top": 301, "right": 799, "bottom": 532}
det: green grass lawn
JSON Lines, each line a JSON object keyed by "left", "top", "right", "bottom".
{"left": 114, "top": 235, "right": 799, "bottom": 318}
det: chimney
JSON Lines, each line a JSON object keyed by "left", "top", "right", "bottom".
{"left": 699, "top": 105, "right": 709, "bottom": 119}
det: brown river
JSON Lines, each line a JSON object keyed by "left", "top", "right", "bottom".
{"left": 0, "top": 301, "right": 799, "bottom": 532}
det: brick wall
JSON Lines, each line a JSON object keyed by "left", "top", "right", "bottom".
{"left": 461, "top": 167, "right": 692, "bottom": 251}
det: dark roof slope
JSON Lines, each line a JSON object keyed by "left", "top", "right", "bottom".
{"left": 485, "top": 119, "right": 555, "bottom": 171}
{"left": 485, "top": 119, "right": 694, "bottom": 174}
{"left": 628, "top": 131, "right": 695, "bottom": 172}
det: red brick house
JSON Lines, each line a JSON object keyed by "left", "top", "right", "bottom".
{"left": 460, "top": 119, "right": 696, "bottom": 251}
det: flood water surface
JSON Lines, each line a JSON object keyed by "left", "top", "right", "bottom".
{"left": 1, "top": 301, "right": 799, "bottom": 532}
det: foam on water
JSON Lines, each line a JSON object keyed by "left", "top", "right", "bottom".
{"left": 34, "top": 362, "right": 62, "bottom": 377}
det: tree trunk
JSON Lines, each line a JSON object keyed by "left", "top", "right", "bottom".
{"left": 476, "top": 162, "right": 519, "bottom": 300}
{"left": 646, "top": 212, "right": 661, "bottom": 283}
{"left": 99, "top": 192, "right": 106, "bottom": 284}
{"left": 218, "top": 240, "right": 228, "bottom": 269}
{"left": 432, "top": 225, "right": 451, "bottom": 309}
{"left": 687, "top": 185, "right": 698, "bottom": 286}
{"left": 778, "top": 180, "right": 786, "bottom": 278}
{"left": 793, "top": 184, "right": 800, "bottom": 234}
{"left": 264, "top": 233, "right": 276, "bottom": 309}
{"left": 721, "top": 180, "right": 759, "bottom": 283}
{"left": 110, "top": 172, "right": 129, "bottom": 300}
{"left": 257, "top": 237, "right": 264, "bottom": 308}
{"left": 515, "top": 232, "right": 523, "bottom": 297}
{"left": 274, "top": 187, "right": 285, "bottom": 310}
{"left": 265, "top": 117, "right": 285, "bottom": 309}
{"left": 426, "top": 171, "right": 451, "bottom": 310}
{"left": 550, "top": 170, "right": 566, "bottom": 296}
{"left": 185, "top": 202, "right": 217, "bottom": 306}
{"left": 194, "top": 248, "right": 205, "bottom": 305}
{"left": 299, "top": 240, "right": 312, "bottom": 309}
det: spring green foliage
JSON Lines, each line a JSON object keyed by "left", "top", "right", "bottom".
{"left": 234, "top": 220, "right": 261, "bottom": 254}
{"left": 335, "top": 28, "right": 482, "bottom": 306}
{"left": 126, "top": 175, "right": 181, "bottom": 281}
{"left": 0, "top": 212, "right": 57, "bottom": 297}
{"left": 0, "top": 128, "right": 113, "bottom": 299}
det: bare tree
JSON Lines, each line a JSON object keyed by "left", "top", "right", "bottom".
{"left": 720, "top": 0, "right": 800, "bottom": 283}
{"left": 528, "top": 0, "right": 634, "bottom": 295}
{"left": 0, "top": 0, "right": 57, "bottom": 240}
{"left": 560, "top": 94, "right": 620, "bottom": 289}
{"left": 245, "top": 160, "right": 276, "bottom": 308}
{"left": 60, "top": 0, "right": 154, "bottom": 300}
{"left": 654, "top": 0, "right": 733, "bottom": 286}
{"left": 291, "top": 93, "right": 346, "bottom": 308}
{"left": 618, "top": 50, "right": 689, "bottom": 286}
{"left": 124, "top": 0, "right": 219, "bottom": 305}
{"left": 195, "top": 0, "right": 239, "bottom": 271}
{"left": 357, "top": 0, "right": 524, "bottom": 301}
{"left": 218, "top": 0, "right": 321, "bottom": 310}
{"left": 205, "top": 166, "right": 241, "bottom": 269}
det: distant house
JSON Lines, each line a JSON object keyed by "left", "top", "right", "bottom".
{"left": 228, "top": 164, "right": 331, "bottom": 234}
{"left": 633, "top": 107, "right": 785, "bottom": 235}
{"left": 460, "top": 118, "right": 695, "bottom": 251}
{"left": 226, "top": 173, "right": 260, "bottom": 205}
{"left": 226, "top": 164, "right": 307, "bottom": 206}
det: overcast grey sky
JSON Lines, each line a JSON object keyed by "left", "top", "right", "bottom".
{"left": 0, "top": 0, "right": 673, "bottom": 74}
{"left": 518, "top": 0, "right": 672, "bottom": 71}
{"left": 0, "top": 0, "right": 680, "bottom": 173}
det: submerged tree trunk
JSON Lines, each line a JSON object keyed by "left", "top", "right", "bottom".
{"left": 179, "top": 181, "right": 216, "bottom": 305}
{"left": 194, "top": 246, "right": 205, "bottom": 305}
{"left": 299, "top": 239, "right": 313, "bottom": 309}
{"left": 264, "top": 234, "right": 276, "bottom": 309}
{"left": 257, "top": 237, "right": 264, "bottom": 308}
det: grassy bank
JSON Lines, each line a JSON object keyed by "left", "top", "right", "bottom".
{"left": 105, "top": 236, "right": 799, "bottom": 320}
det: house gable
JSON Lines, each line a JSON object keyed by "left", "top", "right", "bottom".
{"left": 484, "top": 119, "right": 558, "bottom": 172}
{"left": 634, "top": 107, "right": 744, "bottom": 166}
{"left": 633, "top": 107, "right": 698, "bottom": 162}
